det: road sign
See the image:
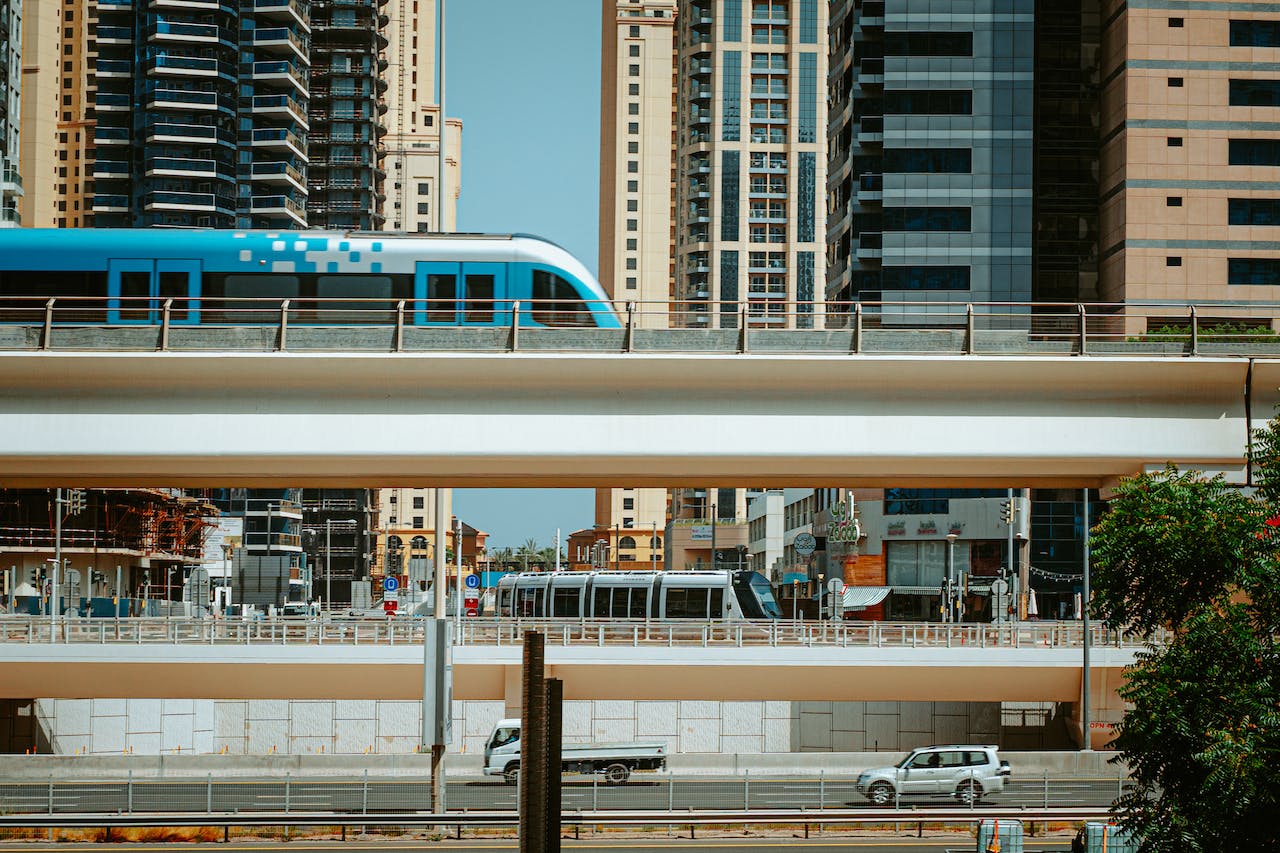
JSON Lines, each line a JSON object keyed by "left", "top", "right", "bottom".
{"left": 383, "top": 576, "right": 399, "bottom": 592}
{"left": 794, "top": 533, "right": 817, "bottom": 556}
{"left": 464, "top": 573, "right": 480, "bottom": 589}
{"left": 465, "top": 607, "right": 478, "bottom": 617}
{"left": 383, "top": 599, "right": 398, "bottom": 614}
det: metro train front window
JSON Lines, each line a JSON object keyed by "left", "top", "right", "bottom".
{"left": 532, "top": 269, "right": 594, "bottom": 327}
{"left": 733, "top": 571, "right": 783, "bottom": 619}
{"left": 751, "top": 574, "right": 783, "bottom": 618}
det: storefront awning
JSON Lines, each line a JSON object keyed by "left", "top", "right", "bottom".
{"left": 840, "top": 586, "right": 891, "bottom": 610}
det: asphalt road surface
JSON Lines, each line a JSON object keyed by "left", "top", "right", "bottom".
{"left": 0, "top": 775, "right": 1128, "bottom": 814}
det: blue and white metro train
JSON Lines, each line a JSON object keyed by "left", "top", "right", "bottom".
{"left": 0, "top": 229, "right": 622, "bottom": 327}
{"left": 495, "top": 570, "right": 784, "bottom": 621}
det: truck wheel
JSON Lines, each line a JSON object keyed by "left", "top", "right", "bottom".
{"left": 867, "top": 782, "right": 894, "bottom": 806}
{"left": 603, "top": 763, "right": 630, "bottom": 785}
{"left": 503, "top": 763, "right": 520, "bottom": 785}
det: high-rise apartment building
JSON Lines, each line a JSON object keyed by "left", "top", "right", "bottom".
{"left": 600, "top": 0, "right": 677, "bottom": 320}
{"left": 17, "top": 0, "right": 54, "bottom": 228}
{"left": 1, "top": 0, "right": 22, "bottom": 225}
{"left": 675, "top": 0, "right": 827, "bottom": 329}
{"left": 1100, "top": 3, "right": 1280, "bottom": 321}
{"left": 309, "top": 0, "right": 387, "bottom": 230}
{"left": 382, "top": 0, "right": 460, "bottom": 233}
{"left": 827, "top": 0, "right": 1034, "bottom": 313}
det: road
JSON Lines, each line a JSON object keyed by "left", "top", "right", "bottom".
{"left": 0, "top": 775, "right": 1128, "bottom": 814}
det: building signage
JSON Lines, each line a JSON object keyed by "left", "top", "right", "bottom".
{"left": 827, "top": 499, "right": 862, "bottom": 543}
{"left": 690, "top": 525, "right": 712, "bottom": 541}
{"left": 887, "top": 521, "right": 907, "bottom": 536}
{"left": 917, "top": 520, "right": 938, "bottom": 536}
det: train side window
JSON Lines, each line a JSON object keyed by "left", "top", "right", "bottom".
{"left": 627, "top": 587, "right": 648, "bottom": 618}
{"left": 157, "top": 272, "right": 191, "bottom": 320}
{"left": 593, "top": 587, "right": 610, "bottom": 617}
{"left": 0, "top": 270, "right": 108, "bottom": 322}
{"left": 118, "top": 271, "right": 151, "bottom": 321}
{"left": 532, "top": 269, "right": 593, "bottom": 327}
{"left": 465, "top": 273, "right": 495, "bottom": 323}
{"left": 666, "top": 587, "right": 711, "bottom": 618}
{"left": 427, "top": 272, "right": 455, "bottom": 322}
{"left": 498, "top": 587, "right": 512, "bottom": 617}
{"left": 316, "top": 274, "right": 400, "bottom": 323}
{"left": 552, "top": 587, "right": 580, "bottom": 617}
{"left": 214, "top": 274, "right": 300, "bottom": 323}
{"left": 709, "top": 588, "right": 724, "bottom": 616}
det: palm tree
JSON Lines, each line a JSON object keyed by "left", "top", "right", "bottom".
{"left": 516, "top": 538, "right": 540, "bottom": 572}
{"left": 537, "top": 544, "right": 564, "bottom": 571}
{"left": 490, "top": 546, "right": 514, "bottom": 572}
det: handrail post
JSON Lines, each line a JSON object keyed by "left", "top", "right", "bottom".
{"left": 160, "top": 298, "right": 173, "bottom": 351}
{"left": 739, "top": 305, "right": 749, "bottom": 353}
{"left": 277, "top": 299, "right": 290, "bottom": 351}
{"left": 509, "top": 300, "right": 521, "bottom": 352}
{"left": 42, "top": 298, "right": 55, "bottom": 350}
{"left": 852, "top": 302, "right": 863, "bottom": 354}
{"left": 1077, "top": 303, "right": 1088, "bottom": 355}
{"left": 625, "top": 301, "right": 635, "bottom": 353}
{"left": 1189, "top": 304, "right": 1199, "bottom": 356}
{"left": 964, "top": 303, "right": 975, "bottom": 354}
{"left": 395, "top": 299, "right": 406, "bottom": 352}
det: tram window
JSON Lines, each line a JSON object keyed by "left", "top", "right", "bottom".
{"left": 627, "top": 587, "right": 648, "bottom": 618}
{"left": 211, "top": 274, "right": 300, "bottom": 323}
{"left": 665, "top": 588, "right": 710, "bottom": 618}
{"left": 316, "top": 274, "right": 398, "bottom": 323}
{"left": 464, "top": 273, "right": 495, "bottom": 323}
{"left": 427, "top": 272, "right": 455, "bottom": 322}
{"left": 593, "top": 587, "right": 610, "bottom": 616}
{"left": 498, "top": 587, "right": 513, "bottom": 617}
{"left": 516, "top": 587, "right": 544, "bottom": 617}
{"left": 552, "top": 587, "right": 580, "bottom": 617}
{"left": 532, "top": 269, "right": 593, "bottom": 327}
{"left": 0, "top": 269, "right": 108, "bottom": 322}
{"left": 158, "top": 272, "right": 191, "bottom": 321}
{"left": 710, "top": 588, "right": 724, "bottom": 616}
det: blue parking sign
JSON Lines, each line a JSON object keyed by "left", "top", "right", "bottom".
{"left": 383, "top": 576, "right": 399, "bottom": 592}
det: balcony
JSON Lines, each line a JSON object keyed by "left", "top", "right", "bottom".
{"left": 1, "top": 166, "right": 21, "bottom": 194}
{"left": 252, "top": 161, "right": 307, "bottom": 192}
{"left": 688, "top": 181, "right": 711, "bottom": 199}
{"left": 144, "top": 191, "right": 224, "bottom": 212}
{"left": 858, "top": 58, "right": 884, "bottom": 86}
{"left": 690, "top": 85, "right": 711, "bottom": 101}
{"left": 251, "top": 127, "right": 307, "bottom": 158}
{"left": 147, "top": 122, "right": 220, "bottom": 144}
{"left": 96, "top": 92, "right": 133, "bottom": 112}
{"left": 749, "top": 209, "right": 788, "bottom": 224}
{"left": 0, "top": 206, "right": 19, "bottom": 226}
{"left": 92, "top": 194, "right": 131, "bottom": 212}
{"left": 242, "top": 531, "right": 303, "bottom": 552}
{"left": 96, "top": 59, "right": 134, "bottom": 78}
{"left": 750, "top": 83, "right": 789, "bottom": 99}
{"left": 252, "top": 60, "right": 308, "bottom": 95}
{"left": 253, "top": 0, "right": 311, "bottom": 32}
{"left": 149, "top": 88, "right": 219, "bottom": 111}
{"left": 251, "top": 194, "right": 308, "bottom": 225}
{"left": 146, "top": 156, "right": 220, "bottom": 178}
{"left": 94, "top": 126, "right": 131, "bottom": 146}
{"left": 92, "top": 160, "right": 131, "bottom": 178}
{"left": 688, "top": 206, "right": 711, "bottom": 224}
{"left": 689, "top": 60, "right": 712, "bottom": 77}
{"left": 749, "top": 181, "right": 787, "bottom": 197}
{"left": 151, "top": 0, "right": 227, "bottom": 10}
{"left": 856, "top": 115, "right": 884, "bottom": 144}
{"left": 150, "top": 20, "right": 223, "bottom": 45}
{"left": 252, "top": 93, "right": 309, "bottom": 127}
{"left": 688, "top": 109, "right": 711, "bottom": 126}
{"left": 856, "top": 231, "right": 883, "bottom": 261}
{"left": 857, "top": 173, "right": 883, "bottom": 203}
{"left": 253, "top": 26, "right": 309, "bottom": 60}
{"left": 149, "top": 54, "right": 221, "bottom": 77}
{"left": 97, "top": 25, "right": 134, "bottom": 44}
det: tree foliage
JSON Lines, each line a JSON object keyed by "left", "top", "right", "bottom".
{"left": 1090, "top": 415, "right": 1280, "bottom": 852}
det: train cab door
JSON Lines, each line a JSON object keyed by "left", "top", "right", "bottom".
{"left": 107, "top": 258, "right": 201, "bottom": 324}
{"left": 414, "top": 262, "right": 507, "bottom": 325}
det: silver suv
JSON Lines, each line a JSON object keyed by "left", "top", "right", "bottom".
{"left": 855, "top": 745, "right": 1010, "bottom": 806}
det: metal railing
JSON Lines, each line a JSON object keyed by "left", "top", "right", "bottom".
{"left": 2, "top": 296, "right": 1278, "bottom": 356}
{"left": 0, "top": 616, "right": 1162, "bottom": 649}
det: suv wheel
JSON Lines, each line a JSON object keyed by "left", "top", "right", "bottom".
{"left": 867, "top": 782, "right": 894, "bottom": 806}
{"left": 956, "top": 780, "right": 983, "bottom": 805}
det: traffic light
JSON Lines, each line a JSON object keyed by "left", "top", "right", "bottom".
{"left": 67, "top": 488, "right": 86, "bottom": 514}
{"left": 1000, "top": 500, "right": 1014, "bottom": 524}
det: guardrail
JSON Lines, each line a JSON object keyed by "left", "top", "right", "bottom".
{"left": 2, "top": 296, "right": 1280, "bottom": 356}
{"left": 0, "top": 616, "right": 1162, "bottom": 650}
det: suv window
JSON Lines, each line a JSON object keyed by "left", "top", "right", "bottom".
{"left": 938, "top": 751, "right": 967, "bottom": 768}
{"left": 965, "top": 750, "right": 990, "bottom": 767}
{"left": 907, "top": 752, "right": 939, "bottom": 769}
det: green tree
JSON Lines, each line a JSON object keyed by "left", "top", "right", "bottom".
{"left": 1090, "top": 416, "right": 1280, "bottom": 852}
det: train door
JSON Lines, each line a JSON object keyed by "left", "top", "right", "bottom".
{"left": 414, "top": 262, "right": 507, "bottom": 325}
{"left": 107, "top": 258, "right": 201, "bottom": 324}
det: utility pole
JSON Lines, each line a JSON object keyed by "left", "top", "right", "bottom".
{"left": 324, "top": 519, "right": 331, "bottom": 612}
{"left": 710, "top": 501, "right": 717, "bottom": 570}
{"left": 435, "top": 0, "right": 447, "bottom": 234}
{"left": 51, "top": 488, "right": 62, "bottom": 625}
{"left": 520, "top": 629, "right": 549, "bottom": 853}
{"left": 651, "top": 521, "right": 657, "bottom": 571}
{"left": 454, "top": 517, "right": 462, "bottom": 634}
{"left": 1081, "top": 487, "right": 1092, "bottom": 751}
{"left": 429, "top": 488, "right": 449, "bottom": 815}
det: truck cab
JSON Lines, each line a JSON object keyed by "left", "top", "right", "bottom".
{"left": 482, "top": 718, "right": 667, "bottom": 785}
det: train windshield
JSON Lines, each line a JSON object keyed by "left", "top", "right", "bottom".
{"left": 531, "top": 269, "right": 595, "bottom": 327}
{"left": 732, "top": 572, "right": 783, "bottom": 619}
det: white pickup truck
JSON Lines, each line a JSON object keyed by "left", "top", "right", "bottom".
{"left": 482, "top": 719, "right": 668, "bottom": 785}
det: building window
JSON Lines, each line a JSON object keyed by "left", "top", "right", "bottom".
{"left": 1168, "top": 196, "right": 1183, "bottom": 206}
{"left": 417, "top": 182, "right": 430, "bottom": 194}
{"left": 628, "top": 122, "right": 639, "bottom": 133}
{"left": 412, "top": 517, "right": 424, "bottom": 529}
{"left": 884, "top": 31, "right": 973, "bottom": 56}
{"left": 629, "top": 83, "right": 639, "bottom": 95}
{"left": 1168, "top": 137, "right": 1183, "bottom": 147}
{"left": 389, "top": 516, "right": 397, "bottom": 525}
{"left": 627, "top": 219, "right": 638, "bottom": 231}
{"left": 1230, "top": 139, "right": 1280, "bottom": 165}
{"left": 1229, "top": 79, "right": 1280, "bottom": 106}
{"left": 797, "top": 252, "right": 814, "bottom": 328}
{"left": 629, "top": 44, "right": 640, "bottom": 57}
{"left": 798, "top": 0, "right": 819, "bottom": 43}
{"left": 413, "top": 496, "right": 424, "bottom": 509}
{"left": 1167, "top": 256, "right": 1182, "bottom": 267}
{"left": 724, "top": 0, "right": 742, "bottom": 41}
{"left": 884, "top": 148, "right": 972, "bottom": 173}
{"left": 1169, "top": 16, "right": 1184, "bottom": 26}
{"left": 881, "top": 266, "right": 971, "bottom": 291}
{"left": 722, "top": 51, "right": 741, "bottom": 142}
{"left": 628, "top": 141, "right": 639, "bottom": 153}
{"left": 626, "top": 277, "right": 637, "bottom": 289}
{"left": 629, "top": 25, "right": 640, "bottom": 37}
{"left": 628, "top": 102, "right": 640, "bottom": 115}
{"left": 417, "top": 203, "right": 430, "bottom": 214}
{"left": 626, "top": 257, "right": 637, "bottom": 270}
{"left": 883, "top": 90, "right": 974, "bottom": 115}
{"left": 883, "top": 207, "right": 972, "bottom": 231}
{"left": 628, "top": 160, "right": 638, "bottom": 173}
{"left": 1229, "top": 197, "right": 1280, "bottom": 224}
{"left": 720, "top": 250, "right": 739, "bottom": 328}
{"left": 797, "top": 152, "right": 815, "bottom": 241}
{"left": 629, "top": 64, "right": 639, "bottom": 76}
{"left": 623, "top": 498, "right": 635, "bottom": 510}
{"left": 627, "top": 199, "right": 638, "bottom": 211}
{"left": 1168, "top": 77, "right": 1184, "bottom": 87}
{"left": 627, "top": 180, "right": 638, "bottom": 192}
{"left": 1229, "top": 258, "right": 1280, "bottom": 283}
{"left": 1231, "top": 20, "right": 1280, "bottom": 47}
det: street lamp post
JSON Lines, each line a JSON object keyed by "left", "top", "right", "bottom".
{"left": 944, "top": 533, "right": 958, "bottom": 623}
{"left": 1081, "top": 488, "right": 1092, "bottom": 751}
{"left": 709, "top": 501, "right": 717, "bottom": 570}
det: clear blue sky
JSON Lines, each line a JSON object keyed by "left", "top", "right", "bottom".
{"left": 447, "top": 0, "right": 601, "bottom": 550}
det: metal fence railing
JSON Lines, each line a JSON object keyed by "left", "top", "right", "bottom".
{"left": 2, "top": 295, "right": 1279, "bottom": 356}
{"left": 0, "top": 616, "right": 1163, "bottom": 650}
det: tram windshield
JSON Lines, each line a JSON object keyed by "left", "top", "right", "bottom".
{"left": 733, "top": 571, "right": 783, "bottom": 619}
